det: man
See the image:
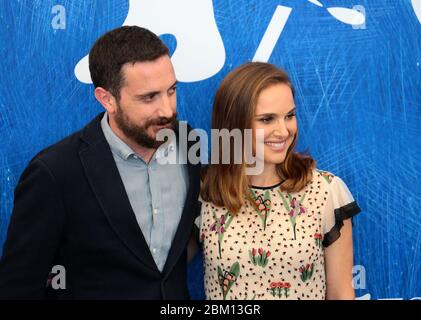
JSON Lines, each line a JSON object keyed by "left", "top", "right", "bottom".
{"left": 0, "top": 26, "right": 201, "bottom": 299}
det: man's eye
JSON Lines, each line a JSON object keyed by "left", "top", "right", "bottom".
{"left": 142, "top": 94, "right": 156, "bottom": 102}
{"left": 169, "top": 86, "right": 177, "bottom": 94}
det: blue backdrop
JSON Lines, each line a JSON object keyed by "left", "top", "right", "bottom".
{"left": 0, "top": 0, "right": 420, "bottom": 300}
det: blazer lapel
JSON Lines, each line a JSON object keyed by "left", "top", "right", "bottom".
{"left": 78, "top": 114, "right": 160, "bottom": 274}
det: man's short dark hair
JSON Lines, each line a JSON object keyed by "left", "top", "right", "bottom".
{"left": 89, "top": 26, "right": 169, "bottom": 100}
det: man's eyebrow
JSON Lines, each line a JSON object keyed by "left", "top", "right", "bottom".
{"left": 135, "top": 91, "right": 159, "bottom": 99}
{"left": 169, "top": 80, "right": 178, "bottom": 89}
{"left": 135, "top": 81, "right": 178, "bottom": 99}
{"left": 286, "top": 107, "right": 296, "bottom": 114}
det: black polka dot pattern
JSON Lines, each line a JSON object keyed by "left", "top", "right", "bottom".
{"left": 199, "top": 169, "right": 355, "bottom": 300}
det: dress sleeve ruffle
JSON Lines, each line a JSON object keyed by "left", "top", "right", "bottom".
{"left": 322, "top": 175, "right": 361, "bottom": 247}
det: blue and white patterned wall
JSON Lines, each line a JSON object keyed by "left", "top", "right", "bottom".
{"left": 0, "top": 0, "right": 420, "bottom": 300}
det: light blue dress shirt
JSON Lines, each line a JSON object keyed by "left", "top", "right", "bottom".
{"left": 101, "top": 113, "right": 189, "bottom": 272}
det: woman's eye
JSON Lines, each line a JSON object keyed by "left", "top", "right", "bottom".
{"left": 286, "top": 112, "right": 296, "bottom": 120}
{"left": 260, "top": 117, "right": 273, "bottom": 123}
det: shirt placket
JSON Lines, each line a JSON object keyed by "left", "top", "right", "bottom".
{"left": 148, "top": 160, "right": 164, "bottom": 271}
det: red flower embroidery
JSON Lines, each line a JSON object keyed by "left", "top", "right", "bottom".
{"left": 314, "top": 233, "right": 323, "bottom": 247}
{"left": 299, "top": 263, "right": 315, "bottom": 282}
{"left": 249, "top": 248, "right": 270, "bottom": 267}
{"left": 267, "top": 281, "right": 292, "bottom": 298}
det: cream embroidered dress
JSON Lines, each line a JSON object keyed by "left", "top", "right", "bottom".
{"left": 196, "top": 170, "right": 361, "bottom": 300}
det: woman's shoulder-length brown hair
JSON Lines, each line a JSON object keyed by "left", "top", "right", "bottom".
{"left": 201, "top": 62, "right": 315, "bottom": 215}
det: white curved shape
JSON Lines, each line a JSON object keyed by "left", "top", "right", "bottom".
{"left": 327, "top": 7, "right": 366, "bottom": 25}
{"left": 75, "top": 0, "right": 226, "bottom": 84}
{"left": 74, "top": 55, "right": 91, "bottom": 84}
{"left": 308, "top": 0, "right": 323, "bottom": 8}
{"left": 412, "top": 0, "right": 421, "bottom": 24}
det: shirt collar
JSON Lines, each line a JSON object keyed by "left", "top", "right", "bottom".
{"left": 101, "top": 112, "right": 136, "bottom": 161}
{"left": 100, "top": 112, "right": 177, "bottom": 162}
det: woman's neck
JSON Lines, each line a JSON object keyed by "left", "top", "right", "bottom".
{"left": 248, "top": 163, "right": 282, "bottom": 187}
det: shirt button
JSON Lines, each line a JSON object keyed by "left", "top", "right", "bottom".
{"left": 152, "top": 248, "right": 157, "bottom": 254}
{"left": 153, "top": 208, "right": 158, "bottom": 215}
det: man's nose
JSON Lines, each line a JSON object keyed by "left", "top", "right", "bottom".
{"left": 158, "top": 95, "right": 175, "bottom": 118}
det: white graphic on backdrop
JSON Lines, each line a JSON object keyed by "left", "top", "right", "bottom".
{"left": 412, "top": 0, "right": 421, "bottom": 23}
{"left": 75, "top": 1, "right": 366, "bottom": 83}
{"left": 307, "top": 0, "right": 366, "bottom": 25}
{"left": 308, "top": 0, "right": 323, "bottom": 8}
{"left": 253, "top": 6, "right": 292, "bottom": 62}
{"left": 326, "top": 7, "right": 364, "bottom": 25}
{"left": 253, "top": 2, "right": 365, "bottom": 62}
{"left": 75, "top": 0, "right": 225, "bottom": 84}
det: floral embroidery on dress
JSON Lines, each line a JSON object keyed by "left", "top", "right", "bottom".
{"left": 267, "top": 281, "right": 291, "bottom": 298}
{"left": 201, "top": 170, "right": 361, "bottom": 300}
{"left": 314, "top": 233, "right": 323, "bottom": 247}
{"left": 319, "top": 170, "right": 334, "bottom": 184}
{"left": 217, "top": 262, "right": 240, "bottom": 300}
{"left": 250, "top": 189, "right": 271, "bottom": 230}
{"left": 249, "top": 247, "right": 271, "bottom": 267}
{"left": 278, "top": 191, "right": 308, "bottom": 240}
{"left": 299, "top": 263, "right": 315, "bottom": 282}
{"left": 211, "top": 210, "right": 234, "bottom": 258}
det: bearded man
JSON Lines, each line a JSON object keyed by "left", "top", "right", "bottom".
{"left": 0, "top": 26, "right": 201, "bottom": 300}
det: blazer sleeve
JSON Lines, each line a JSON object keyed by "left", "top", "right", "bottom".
{"left": 0, "top": 158, "right": 66, "bottom": 299}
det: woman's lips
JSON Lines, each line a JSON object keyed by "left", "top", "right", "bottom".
{"left": 264, "top": 140, "right": 287, "bottom": 152}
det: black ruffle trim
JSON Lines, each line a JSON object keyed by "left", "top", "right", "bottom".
{"left": 322, "top": 201, "right": 361, "bottom": 248}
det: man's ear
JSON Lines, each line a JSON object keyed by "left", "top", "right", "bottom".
{"left": 94, "top": 87, "right": 117, "bottom": 114}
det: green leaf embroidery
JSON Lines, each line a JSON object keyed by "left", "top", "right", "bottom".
{"left": 218, "top": 262, "right": 241, "bottom": 300}
{"left": 278, "top": 190, "right": 291, "bottom": 211}
{"left": 212, "top": 210, "right": 234, "bottom": 259}
{"left": 253, "top": 190, "right": 271, "bottom": 230}
{"left": 230, "top": 262, "right": 240, "bottom": 276}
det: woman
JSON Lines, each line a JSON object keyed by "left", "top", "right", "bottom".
{"left": 197, "top": 62, "right": 361, "bottom": 300}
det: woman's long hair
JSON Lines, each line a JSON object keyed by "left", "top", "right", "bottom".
{"left": 201, "top": 62, "right": 315, "bottom": 214}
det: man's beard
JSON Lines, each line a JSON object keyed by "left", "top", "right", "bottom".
{"left": 114, "top": 104, "right": 177, "bottom": 149}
